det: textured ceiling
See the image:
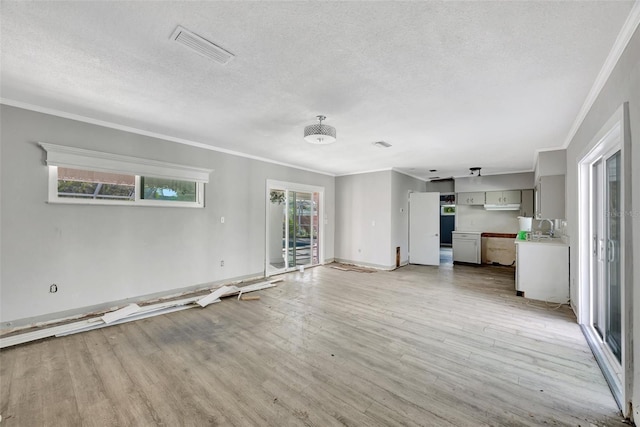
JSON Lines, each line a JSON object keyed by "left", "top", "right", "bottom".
{"left": 0, "top": 1, "right": 635, "bottom": 180}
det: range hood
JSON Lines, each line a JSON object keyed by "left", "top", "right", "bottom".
{"left": 484, "top": 203, "right": 521, "bottom": 211}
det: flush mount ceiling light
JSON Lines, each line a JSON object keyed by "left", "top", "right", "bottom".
{"left": 304, "top": 115, "right": 336, "bottom": 144}
{"left": 469, "top": 167, "right": 482, "bottom": 176}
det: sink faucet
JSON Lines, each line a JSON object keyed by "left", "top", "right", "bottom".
{"left": 539, "top": 219, "right": 555, "bottom": 238}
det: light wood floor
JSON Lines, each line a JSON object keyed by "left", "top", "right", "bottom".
{"left": 0, "top": 264, "right": 625, "bottom": 426}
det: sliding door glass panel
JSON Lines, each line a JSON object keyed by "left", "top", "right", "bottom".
{"left": 288, "top": 192, "right": 313, "bottom": 268}
{"left": 605, "top": 151, "right": 622, "bottom": 362}
{"left": 312, "top": 192, "right": 320, "bottom": 265}
{"left": 592, "top": 160, "right": 605, "bottom": 339}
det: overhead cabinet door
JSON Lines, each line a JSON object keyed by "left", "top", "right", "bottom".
{"left": 486, "top": 190, "right": 521, "bottom": 205}
{"left": 457, "top": 192, "right": 485, "bottom": 205}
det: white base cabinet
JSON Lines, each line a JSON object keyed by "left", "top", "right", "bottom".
{"left": 515, "top": 240, "right": 569, "bottom": 303}
{"left": 452, "top": 232, "right": 481, "bottom": 264}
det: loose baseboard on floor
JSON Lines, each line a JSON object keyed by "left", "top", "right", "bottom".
{"left": 330, "top": 263, "right": 377, "bottom": 273}
{"left": 0, "top": 278, "right": 282, "bottom": 349}
{"left": 197, "top": 285, "right": 237, "bottom": 307}
{"left": 102, "top": 303, "right": 141, "bottom": 324}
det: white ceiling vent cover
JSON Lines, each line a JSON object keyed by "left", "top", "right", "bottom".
{"left": 373, "top": 141, "right": 392, "bottom": 148}
{"left": 171, "top": 25, "right": 234, "bottom": 65}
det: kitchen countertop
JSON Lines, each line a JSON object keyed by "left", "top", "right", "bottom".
{"left": 481, "top": 232, "right": 517, "bottom": 238}
{"left": 452, "top": 231, "right": 482, "bottom": 234}
{"left": 514, "top": 237, "right": 569, "bottom": 246}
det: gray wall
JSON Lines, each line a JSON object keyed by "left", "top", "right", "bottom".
{"left": 0, "top": 105, "right": 335, "bottom": 325}
{"left": 455, "top": 172, "right": 535, "bottom": 233}
{"left": 455, "top": 205, "right": 521, "bottom": 233}
{"left": 335, "top": 171, "right": 392, "bottom": 268}
{"left": 335, "top": 170, "right": 425, "bottom": 269}
{"left": 391, "top": 171, "right": 426, "bottom": 266}
{"left": 565, "top": 26, "right": 639, "bottom": 418}
{"left": 455, "top": 172, "right": 534, "bottom": 192}
{"left": 535, "top": 149, "right": 567, "bottom": 181}
{"left": 425, "top": 179, "right": 454, "bottom": 193}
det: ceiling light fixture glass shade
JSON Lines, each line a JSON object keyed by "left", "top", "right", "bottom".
{"left": 304, "top": 115, "right": 336, "bottom": 144}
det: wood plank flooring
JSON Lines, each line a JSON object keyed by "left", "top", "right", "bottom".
{"left": 0, "top": 264, "right": 625, "bottom": 426}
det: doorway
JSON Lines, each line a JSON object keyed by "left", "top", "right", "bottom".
{"left": 266, "top": 180, "right": 324, "bottom": 276}
{"left": 440, "top": 193, "right": 456, "bottom": 265}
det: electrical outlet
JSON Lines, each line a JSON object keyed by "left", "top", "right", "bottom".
{"left": 220, "top": 216, "right": 225, "bottom": 223}
{"left": 220, "top": 260, "right": 224, "bottom": 267}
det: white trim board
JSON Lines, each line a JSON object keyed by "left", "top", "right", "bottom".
{"left": 39, "top": 142, "right": 213, "bottom": 183}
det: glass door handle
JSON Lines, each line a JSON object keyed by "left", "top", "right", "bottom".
{"left": 607, "top": 239, "right": 615, "bottom": 262}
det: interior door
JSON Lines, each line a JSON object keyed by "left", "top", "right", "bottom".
{"left": 409, "top": 192, "right": 440, "bottom": 265}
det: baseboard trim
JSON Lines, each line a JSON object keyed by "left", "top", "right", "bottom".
{"left": 2, "top": 272, "right": 264, "bottom": 331}
{"left": 333, "top": 258, "right": 395, "bottom": 271}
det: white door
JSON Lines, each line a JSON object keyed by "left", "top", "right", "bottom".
{"left": 409, "top": 192, "right": 440, "bottom": 265}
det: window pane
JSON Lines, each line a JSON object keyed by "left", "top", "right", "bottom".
{"left": 141, "top": 177, "right": 197, "bottom": 202}
{"left": 57, "top": 167, "right": 135, "bottom": 200}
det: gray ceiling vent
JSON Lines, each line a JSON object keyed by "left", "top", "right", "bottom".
{"left": 373, "top": 141, "right": 392, "bottom": 148}
{"left": 171, "top": 25, "right": 234, "bottom": 65}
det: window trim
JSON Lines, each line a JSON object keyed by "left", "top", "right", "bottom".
{"left": 41, "top": 143, "right": 212, "bottom": 208}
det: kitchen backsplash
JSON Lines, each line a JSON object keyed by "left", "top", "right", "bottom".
{"left": 455, "top": 205, "right": 520, "bottom": 233}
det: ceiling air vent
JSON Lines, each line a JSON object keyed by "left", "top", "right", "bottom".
{"left": 170, "top": 25, "right": 234, "bottom": 65}
{"left": 373, "top": 141, "right": 392, "bottom": 148}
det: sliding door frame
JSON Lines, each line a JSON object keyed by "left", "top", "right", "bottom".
{"left": 265, "top": 179, "right": 325, "bottom": 276}
{"left": 577, "top": 103, "right": 631, "bottom": 415}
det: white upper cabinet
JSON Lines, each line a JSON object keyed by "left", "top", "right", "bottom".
{"left": 534, "top": 149, "right": 566, "bottom": 219}
{"left": 520, "top": 189, "right": 534, "bottom": 217}
{"left": 485, "top": 190, "right": 521, "bottom": 205}
{"left": 457, "top": 192, "right": 485, "bottom": 205}
{"left": 535, "top": 175, "right": 565, "bottom": 219}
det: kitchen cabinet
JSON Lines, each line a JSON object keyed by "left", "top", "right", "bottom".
{"left": 520, "top": 189, "right": 534, "bottom": 217}
{"left": 535, "top": 175, "right": 565, "bottom": 219}
{"left": 457, "top": 192, "right": 485, "bottom": 206}
{"left": 515, "top": 239, "right": 569, "bottom": 302}
{"left": 485, "top": 190, "right": 521, "bottom": 205}
{"left": 452, "top": 231, "right": 481, "bottom": 264}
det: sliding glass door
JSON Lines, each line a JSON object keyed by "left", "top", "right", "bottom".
{"left": 579, "top": 105, "right": 628, "bottom": 412}
{"left": 266, "top": 181, "right": 323, "bottom": 276}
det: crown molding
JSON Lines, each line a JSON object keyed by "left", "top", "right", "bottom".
{"left": 562, "top": 1, "right": 640, "bottom": 149}
{"left": 335, "top": 167, "right": 393, "bottom": 177}
{"left": 0, "top": 98, "right": 336, "bottom": 178}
